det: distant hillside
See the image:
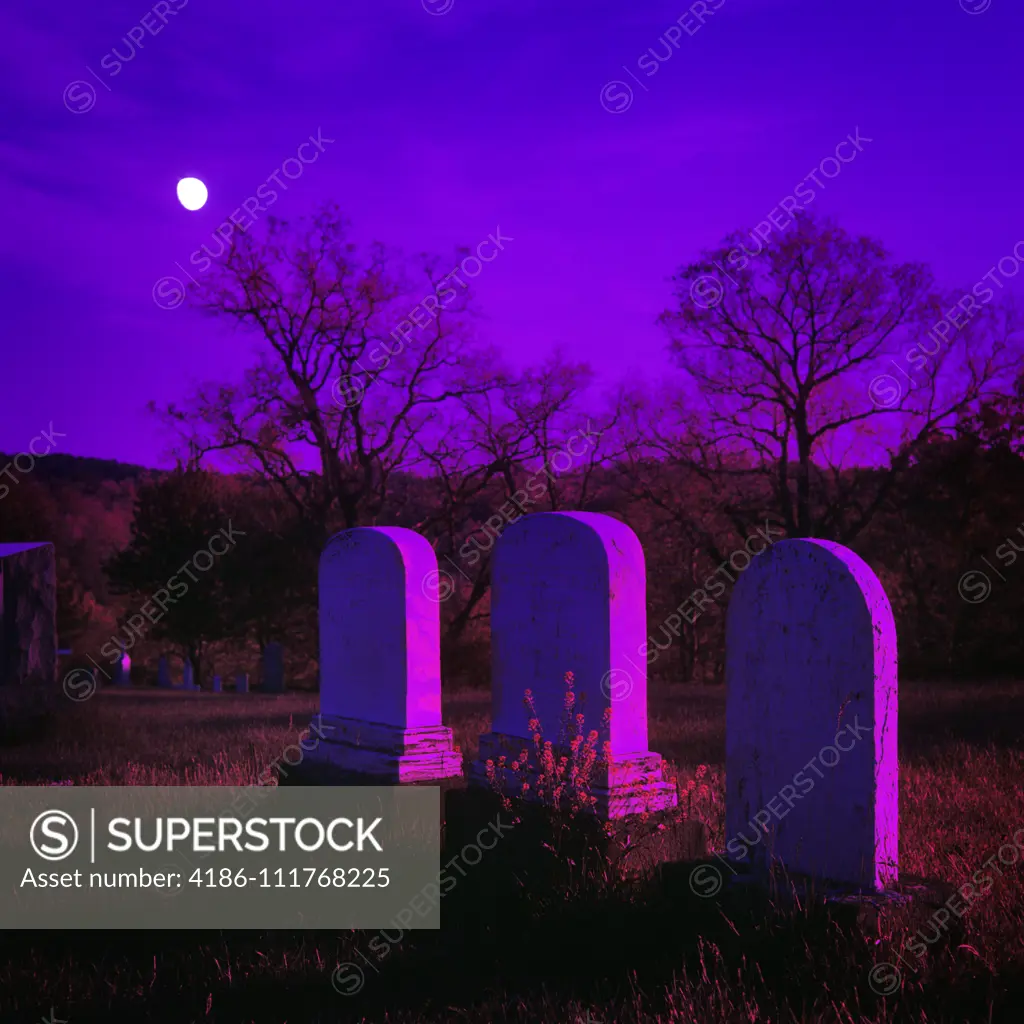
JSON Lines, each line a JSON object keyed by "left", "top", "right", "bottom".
{"left": 0, "top": 452, "right": 159, "bottom": 488}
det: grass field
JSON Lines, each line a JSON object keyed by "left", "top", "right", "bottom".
{"left": 1, "top": 682, "right": 1022, "bottom": 1023}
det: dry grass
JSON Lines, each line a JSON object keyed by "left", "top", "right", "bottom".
{"left": 0, "top": 681, "right": 1021, "bottom": 1023}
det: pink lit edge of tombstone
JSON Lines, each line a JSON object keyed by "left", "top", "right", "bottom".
{"left": 310, "top": 527, "right": 461, "bottom": 782}
{"left": 557, "top": 511, "right": 652, "bottom": 755}
{"left": 375, "top": 526, "right": 445, "bottom": 728}
{"left": 725, "top": 538, "right": 898, "bottom": 890}
{"left": 809, "top": 540, "right": 898, "bottom": 890}
{"left": 471, "top": 511, "right": 677, "bottom": 818}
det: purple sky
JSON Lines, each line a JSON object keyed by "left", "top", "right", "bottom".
{"left": 2, "top": 0, "right": 1021, "bottom": 467}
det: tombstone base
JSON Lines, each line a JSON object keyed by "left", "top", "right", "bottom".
{"left": 468, "top": 732, "right": 678, "bottom": 820}
{"left": 298, "top": 716, "right": 463, "bottom": 783}
{"left": 663, "top": 857, "right": 957, "bottom": 936}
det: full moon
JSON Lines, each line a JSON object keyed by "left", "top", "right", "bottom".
{"left": 176, "top": 177, "right": 208, "bottom": 211}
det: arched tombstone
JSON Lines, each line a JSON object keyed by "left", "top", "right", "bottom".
{"left": 157, "top": 655, "right": 172, "bottom": 688}
{"left": 725, "top": 539, "right": 897, "bottom": 891}
{"left": 112, "top": 644, "right": 131, "bottom": 687}
{"left": 468, "top": 512, "right": 676, "bottom": 818}
{"left": 304, "top": 527, "right": 462, "bottom": 783}
{"left": 262, "top": 642, "right": 285, "bottom": 693}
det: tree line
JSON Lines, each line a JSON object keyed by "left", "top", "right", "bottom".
{"left": 4, "top": 206, "right": 1023, "bottom": 684}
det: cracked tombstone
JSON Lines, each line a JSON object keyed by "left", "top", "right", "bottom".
{"left": 725, "top": 538, "right": 898, "bottom": 891}
{"left": 303, "top": 527, "right": 462, "bottom": 783}
{"left": 469, "top": 511, "right": 677, "bottom": 818}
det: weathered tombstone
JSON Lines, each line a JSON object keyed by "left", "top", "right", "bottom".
{"left": 262, "top": 642, "right": 284, "bottom": 693}
{"left": 212, "top": 675, "right": 222, "bottom": 693}
{"left": 235, "top": 672, "right": 249, "bottom": 694}
{"left": 725, "top": 538, "right": 897, "bottom": 891}
{"left": 157, "top": 656, "right": 172, "bottom": 688}
{"left": 0, "top": 543, "right": 57, "bottom": 739}
{"left": 303, "top": 527, "right": 462, "bottom": 782}
{"left": 0, "top": 543, "right": 57, "bottom": 686}
{"left": 468, "top": 512, "right": 676, "bottom": 818}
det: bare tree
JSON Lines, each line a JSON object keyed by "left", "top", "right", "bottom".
{"left": 647, "top": 212, "right": 1021, "bottom": 542}
{"left": 150, "top": 207, "right": 620, "bottom": 671}
{"left": 414, "top": 355, "right": 622, "bottom": 653}
{"left": 154, "top": 203, "right": 498, "bottom": 547}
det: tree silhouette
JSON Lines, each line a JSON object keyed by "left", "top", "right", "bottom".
{"left": 653, "top": 213, "right": 1021, "bottom": 542}
{"left": 105, "top": 469, "right": 237, "bottom": 686}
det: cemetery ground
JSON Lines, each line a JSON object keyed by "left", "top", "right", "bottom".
{"left": 1, "top": 682, "right": 1022, "bottom": 1024}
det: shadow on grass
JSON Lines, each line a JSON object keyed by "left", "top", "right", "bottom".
{"left": 2, "top": 798, "right": 1022, "bottom": 1024}
{"left": 6, "top": 870, "right": 1021, "bottom": 1024}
